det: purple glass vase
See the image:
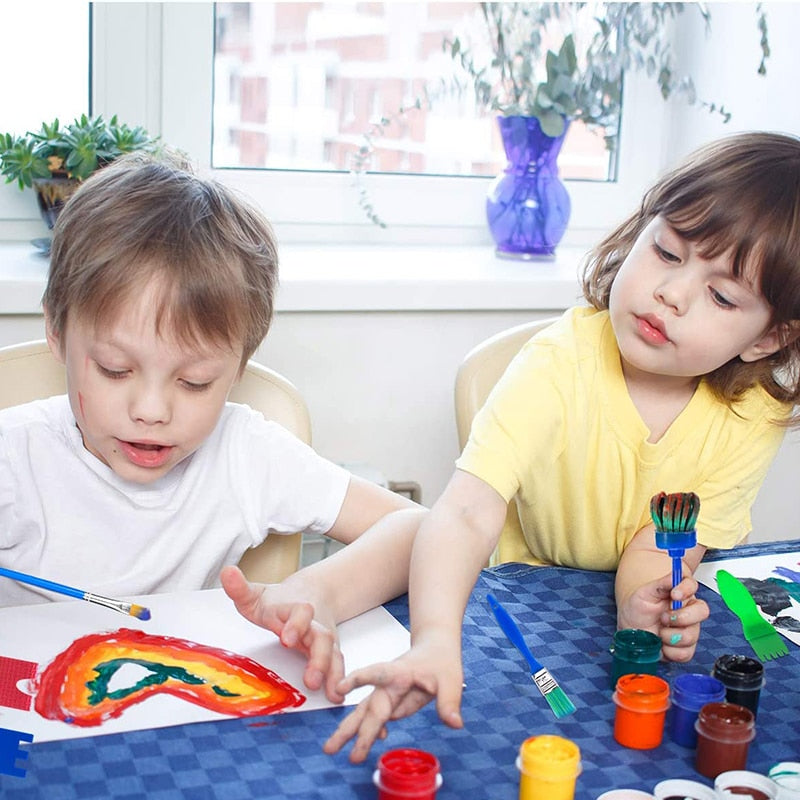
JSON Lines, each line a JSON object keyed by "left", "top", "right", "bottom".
{"left": 486, "top": 115, "right": 571, "bottom": 260}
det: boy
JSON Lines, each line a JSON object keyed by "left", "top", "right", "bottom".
{"left": 0, "top": 151, "right": 423, "bottom": 702}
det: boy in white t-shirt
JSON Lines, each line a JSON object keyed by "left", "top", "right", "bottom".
{"left": 0, "top": 151, "right": 423, "bottom": 704}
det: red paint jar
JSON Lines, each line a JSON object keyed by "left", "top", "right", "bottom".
{"left": 694, "top": 702, "right": 756, "bottom": 779}
{"left": 612, "top": 673, "right": 670, "bottom": 750}
{"left": 373, "top": 748, "right": 442, "bottom": 800}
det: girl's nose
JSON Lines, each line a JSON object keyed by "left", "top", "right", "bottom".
{"left": 654, "top": 273, "right": 691, "bottom": 314}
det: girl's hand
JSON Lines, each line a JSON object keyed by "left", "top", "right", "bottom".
{"left": 618, "top": 572, "right": 709, "bottom": 662}
{"left": 322, "top": 640, "right": 464, "bottom": 763}
{"left": 220, "top": 565, "right": 345, "bottom": 702}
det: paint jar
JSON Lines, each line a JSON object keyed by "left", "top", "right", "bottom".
{"left": 694, "top": 702, "right": 756, "bottom": 779}
{"left": 516, "top": 734, "right": 581, "bottom": 800}
{"left": 769, "top": 762, "right": 800, "bottom": 800}
{"left": 714, "top": 770, "right": 779, "bottom": 800}
{"left": 652, "top": 778, "right": 718, "bottom": 800}
{"left": 609, "top": 629, "right": 662, "bottom": 689}
{"left": 668, "top": 673, "right": 726, "bottom": 748}
{"left": 612, "top": 673, "right": 670, "bottom": 750}
{"left": 595, "top": 791, "right": 655, "bottom": 799}
{"left": 373, "top": 748, "right": 442, "bottom": 800}
{"left": 711, "top": 654, "right": 765, "bottom": 718}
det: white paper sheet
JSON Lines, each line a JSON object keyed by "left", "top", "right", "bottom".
{"left": 695, "top": 550, "right": 800, "bottom": 648}
{"left": 0, "top": 588, "right": 410, "bottom": 742}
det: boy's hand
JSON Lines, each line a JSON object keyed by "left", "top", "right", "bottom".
{"left": 220, "top": 565, "right": 345, "bottom": 702}
{"left": 618, "top": 573, "right": 709, "bottom": 662}
{"left": 323, "top": 640, "right": 464, "bottom": 763}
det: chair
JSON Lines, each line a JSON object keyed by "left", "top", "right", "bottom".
{"left": 0, "top": 339, "right": 308, "bottom": 583}
{"left": 454, "top": 317, "right": 559, "bottom": 565}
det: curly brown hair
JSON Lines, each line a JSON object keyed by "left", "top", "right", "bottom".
{"left": 43, "top": 150, "right": 278, "bottom": 372}
{"left": 582, "top": 132, "right": 800, "bottom": 409}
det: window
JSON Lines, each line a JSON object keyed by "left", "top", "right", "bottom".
{"left": 2, "top": 2, "right": 672, "bottom": 246}
{"left": 212, "top": 2, "right": 612, "bottom": 182}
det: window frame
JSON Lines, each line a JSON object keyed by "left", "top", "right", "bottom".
{"left": 1, "top": 2, "right": 675, "bottom": 246}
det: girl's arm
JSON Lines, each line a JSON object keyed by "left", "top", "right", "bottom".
{"left": 324, "top": 469, "right": 508, "bottom": 763}
{"left": 615, "top": 524, "right": 709, "bottom": 662}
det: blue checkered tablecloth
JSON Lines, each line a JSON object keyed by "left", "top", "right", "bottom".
{"left": 3, "top": 540, "right": 798, "bottom": 799}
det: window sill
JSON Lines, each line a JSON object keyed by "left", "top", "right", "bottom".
{"left": 0, "top": 241, "right": 584, "bottom": 314}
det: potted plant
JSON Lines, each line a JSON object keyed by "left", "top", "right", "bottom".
{"left": 0, "top": 113, "right": 159, "bottom": 229}
{"left": 353, "top": 2, "right": 770, "bottom": 258}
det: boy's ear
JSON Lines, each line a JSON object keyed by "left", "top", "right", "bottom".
{"left": 43, "top": 307, "right": 66, "bottom": 365}
{"left": 740, "top": 321, "right": 800, "bottom": 362}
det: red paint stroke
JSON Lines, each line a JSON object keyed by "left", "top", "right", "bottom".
{"left": 0, "top": 656, "right": 37, "bottom": 711}
{"left": 34, "top": 628, "right": 305, "bottom": 726}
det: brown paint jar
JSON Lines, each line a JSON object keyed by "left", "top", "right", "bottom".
{"left": 694, "top": 702, "right": 755, "bottom": 779}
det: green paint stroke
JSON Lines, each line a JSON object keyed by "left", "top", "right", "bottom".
{"left": 85, "top": 658, "right": 241, "bottom": 705}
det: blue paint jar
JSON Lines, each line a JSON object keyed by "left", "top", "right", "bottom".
{"left": 669, "top": 673, "right": 726, "bottom": 748}
{"left": 609, "top": 629, "right": 662, "bottom": 690}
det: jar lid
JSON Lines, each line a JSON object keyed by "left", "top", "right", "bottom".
{"left": 672, "top": 673, "right": 726, "bottom": 711}
{"left": 374, "top": 748, "right": 442, "bottom": 795}
{"left": 714, "top": 770, "right": 778, "bottom": 799}
{"left": 712, "top": 654, "right": 765, "bottom": 689}
{"left": 653, "top": 778, "right": 718, "bottom": 800}
{"left": 613, "top": 674, "right": 671, "bottom": 712}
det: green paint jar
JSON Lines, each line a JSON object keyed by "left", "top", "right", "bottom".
{"left": 609, "top": 629, "right": 662, "bottom": 689}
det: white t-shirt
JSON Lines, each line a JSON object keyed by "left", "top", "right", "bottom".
{"left": 0, "top": 396, "right": 350, "bottom": 606}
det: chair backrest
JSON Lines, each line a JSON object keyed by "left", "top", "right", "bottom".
{"left": 0, "top": 339, "right": 307, "bottom": 583}
{"left": 454, "top": 317, "right": 559, "bottom": 564}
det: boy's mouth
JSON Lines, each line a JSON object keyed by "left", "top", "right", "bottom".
{"left": 118, "top": 439, "right": 174, "bottom": 468}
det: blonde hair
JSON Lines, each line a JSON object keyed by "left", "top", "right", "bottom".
{"left": 582, "top": 132, "right": 800, "bottom": 408}
{"left": 43, "top": 151, "right": 278, "bottom": 371}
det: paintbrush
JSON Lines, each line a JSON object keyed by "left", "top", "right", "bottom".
{"left": 650, "top": 491, "right": 700, "bottom": 610}
{"left": 0, "top": 566, "right": 151, "bottom": 620}
{"left": 487, "top": 593, "right": 576, "bottom": 718}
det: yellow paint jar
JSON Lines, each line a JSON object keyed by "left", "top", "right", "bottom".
{"left": 517, "top": 734, "right": 582, "bottom": 800}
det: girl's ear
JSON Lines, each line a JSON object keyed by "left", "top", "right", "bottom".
{"left": 43, "top": 307, "right": 66, "bottom": 365}
{"left": 740, "top": 321, "right": 800, "bottom": 362}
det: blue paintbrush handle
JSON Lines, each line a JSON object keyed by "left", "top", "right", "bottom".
{"left": 487, "top": 593, "right": 543, "bottom": 674}
{"left": 0, "top": 566, "right": 85, "bottom": 600}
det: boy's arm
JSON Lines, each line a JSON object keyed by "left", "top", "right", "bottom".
{"left": 615, "top": 524, "right": 709, "bottom": 662}
{"left": 324, "top": 469, "right": 508, "bottom": 763}
{"left": 223, "top": 475, "right": 424, "bottom": 700}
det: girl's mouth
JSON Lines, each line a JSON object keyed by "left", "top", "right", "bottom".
{"left": 636, "top": 315, "right": 669, "bottom": 345}
{"left": 118, "top": 440, "right": 174, "bottom": 468}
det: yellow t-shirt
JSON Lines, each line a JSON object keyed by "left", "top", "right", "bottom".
{"left": 456, "top": 307, "right": 790, "bottom": 571}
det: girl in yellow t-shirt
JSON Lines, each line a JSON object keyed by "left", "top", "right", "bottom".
{"left": 325, "top": 132, "right": 800, "bottom": 763}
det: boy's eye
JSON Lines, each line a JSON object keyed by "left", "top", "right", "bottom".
{"left": 97, "top": 364, "right": 128, "bottom": 379}
{"left": 181, "top": 380, "right": 212, "bottom": 392}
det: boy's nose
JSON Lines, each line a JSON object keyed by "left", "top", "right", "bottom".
{"left": 129, "top": 385, "right": 172, "bottom": 425}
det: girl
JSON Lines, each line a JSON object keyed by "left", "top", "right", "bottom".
{"left": 322, "top": 132, "right": 800, "bottom": 762}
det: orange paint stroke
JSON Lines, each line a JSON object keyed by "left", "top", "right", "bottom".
{"left": 34, "top": 628, "right": 305, "bottom": 726}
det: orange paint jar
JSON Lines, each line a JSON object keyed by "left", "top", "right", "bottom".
{"left": 613, "top": 673, "right": 670, "bottom": 750}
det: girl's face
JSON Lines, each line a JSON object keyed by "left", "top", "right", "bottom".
{"left": 609, "top": 216, "right": 782, "bottom": 387}
{"left": 48, "top": 281, "right": 244, "bottom": 485}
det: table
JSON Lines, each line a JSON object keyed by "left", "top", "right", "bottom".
{"left": 2, "top": 539, "right": 798, "bottom": 799}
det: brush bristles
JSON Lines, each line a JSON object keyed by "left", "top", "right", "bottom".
{"left": 129, "top": 604, "right": 151, "bottom": 621}
{"left": 545, "top": 686, "right": 577, "bottom": 719}
{"left": 533, "top": 667, "right": 576, "bottom": 718}
{"left": 650, "top": 491, "right": 700, "bottom": 532}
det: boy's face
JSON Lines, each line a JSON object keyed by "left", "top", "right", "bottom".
{"left": 609, "top": 216, "right": 782, "bottom": 386}
{"left": 48, "top": 282, "right": 244, "bottom": 485}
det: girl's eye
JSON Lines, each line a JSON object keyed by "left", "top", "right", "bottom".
{"left": 181, "top": 380, "right": 212, "bottom": 392}
{"left": 97, "top": 364, "right": 128, "bottom": 379}
{"left": 654, "top": 242, "right": 681, "bottom": 263}
{"left": 710, "top": 288, "right": 736, "bottom": 309}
